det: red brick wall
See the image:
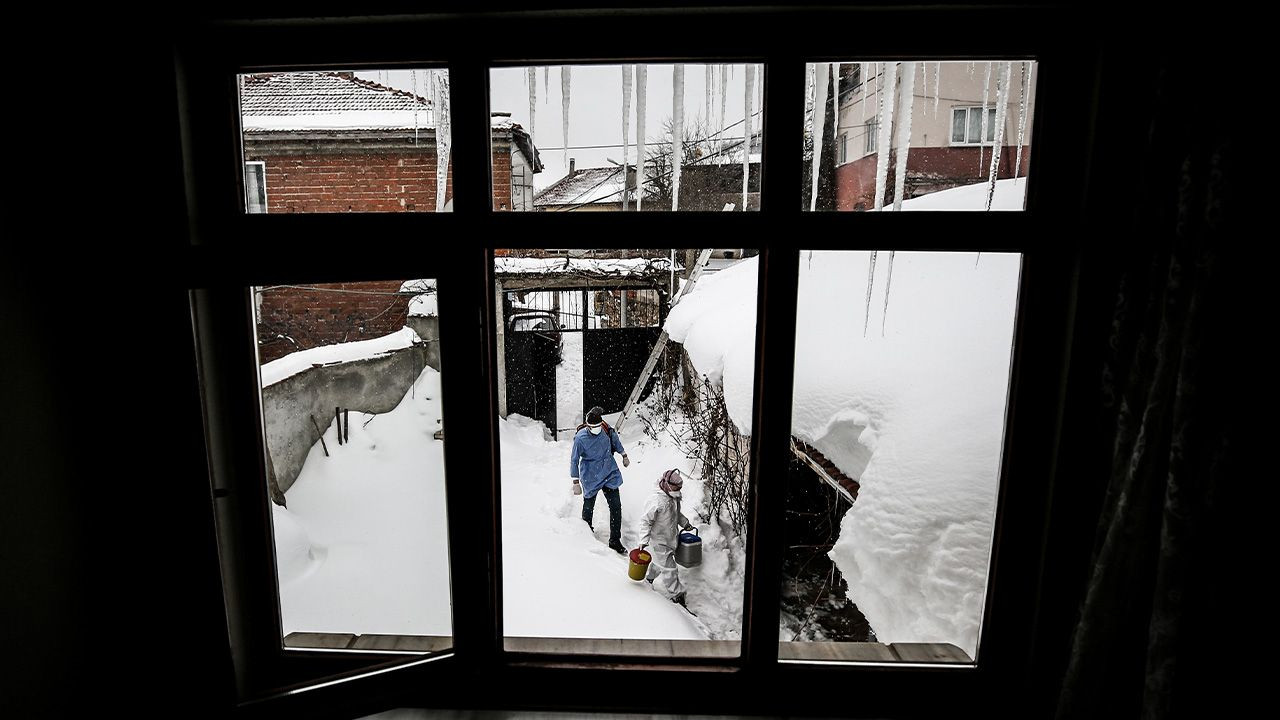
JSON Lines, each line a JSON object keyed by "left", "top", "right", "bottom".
{"left": 492, "top": 147, "right": 512, "bottom": 210}
{"left": 254, "top": 152, "right": 452, "bottom": 213}
{"left": 247, "top": 146, "right": 513, "bottom": 213}
{"left": 256, "top": 281, "right": 412, "bottom": 364}
{"left": 836, "top": 145, "right": 1032, "bottom": 210}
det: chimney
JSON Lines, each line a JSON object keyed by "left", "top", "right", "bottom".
{"left": 569, "top": 158, "right": 576, "bottom": 174}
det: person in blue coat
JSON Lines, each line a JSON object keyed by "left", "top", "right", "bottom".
{"left": 570, "top": 405, "right": 630, "bottom": 554}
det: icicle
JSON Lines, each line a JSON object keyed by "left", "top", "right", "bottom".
{"left": 832, "top": 62, "right": 841, "bottom": 139}
{"left": 671, "top": 64, "right": 685, "bottom": 211}
{"left": 1014, "top": 61, "right": 1031, "bottom": 183}
{"left": 881, "top": 250, "right": 895, "bottom": 336}
{"left": 412, "top": 67, "right": 422, "bottom": 143}
{"left": 873, "top": 62, "right": 880, "bottom": 103}
{"left": 622, "top": 65, "right": 632, "bottom": 211}
{"left": 527, "top": 67, "right": 537, "bottom": 147}
{"left": 872, "top": 62, "right": 898, "bottom": 211}
{"left": 544, "top": 66, "right": 549, "bottom": 103}
{"left": 705, "top": 64, "right": 713, "bottom": 124}
{"left": 636, "top": 65, "right": 647, "bottom": 212}
{"left": 809, "top": 63, "right": 830, "bottom": 212}
{"left": 861, "top": 62, "right": 869, "bottom": 121}
{"left": 984, "top": 62, "right": 1012, "bottom": 211}
{"left": 432, "top": 70, "right": 452, "bottom": 213}
{"left": 863, "top": 250, "right": 877, "bottom": 336}
{"left": 892, "top": 61, "right": 916, "bottom": 211}
{"left": 561, "top": 67, "right": 572, "bottom": 170}
{"left": 742, "top": 64, "right": 755, "bottom": 212}
{"left": 934, "top": 61, "right": 941, "bottom": 117}
{"left": 719, "top": 64, "right": 728, "bottom": 156}
{"left": 979, "top": 62, "right": 992, "bottom": 174}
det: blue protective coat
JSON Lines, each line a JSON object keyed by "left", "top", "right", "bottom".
{"left": 569, "top": 426, "right": 627, "bottom": 497}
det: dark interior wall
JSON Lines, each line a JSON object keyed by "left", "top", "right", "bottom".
{"left": 6, "top": 3, "right": 1240, "bottom": 718}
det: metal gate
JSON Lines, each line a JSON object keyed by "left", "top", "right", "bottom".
{"left": 503, "top": 286, "right": 664, "bottom": 433}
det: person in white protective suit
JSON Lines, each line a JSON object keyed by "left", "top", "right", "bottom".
{"left": 638, "top": 468, "right": 694, "bottom": 606}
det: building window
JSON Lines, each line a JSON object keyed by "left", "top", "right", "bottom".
{"left": 951, "top": 106, "right": 998, "bottom": 145}
{"left": 245, "top": 161, "right": 267, "bottom": 214}
{"left": 838, "top": 132, "right": 848, "bottom": 164}
{"left": 864, "top": 119, "right": 877, "bottom": 155}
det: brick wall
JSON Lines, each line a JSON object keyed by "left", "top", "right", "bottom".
{"left": 253, "top": 152, "right": 452, "bottom": 213}
{"left": 836, "top": 145, "right": 1032, "bottom": 210}
{"left": 256, "top": 281, "right": 413, "bottom": 364}
{"left": 492, "top": 147, "right": 512, "bottom": 210}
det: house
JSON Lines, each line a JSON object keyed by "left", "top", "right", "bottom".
{"left": 242, "top": 73, "right": 543, "bottom": 362}
{"left": 535, "top": 158, "right": 761, "bottom": 211}
{"left": 828, "top": 62, "right": 1036, "bottom": 210}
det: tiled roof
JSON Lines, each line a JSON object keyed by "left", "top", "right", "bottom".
{"left": 534, "top": 166, "right": 629, "bottom": 208}
{"left": 240, "top": 71, "right": 434, "bottom": 131}
{"left": 242, "top": 71, "right": 431, "bottom": 116}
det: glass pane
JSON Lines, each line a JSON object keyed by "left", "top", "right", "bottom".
{"left": 779, "top": 250, "right": 1021, "bottom": 665}
{"left": 489, "top": 64, "right": 764, "bottom": 211}
{"left": 254, "top": 279, "right": 452, "bottom": 652}
{"left": 951, "top": 108, "right": 966, "bottom": 144}
{"left": 804, "top": 61, "right": 1036, "bottom": 211}
{"left": 238, "top": 69, "right": 452, "bottom": 213}
{"left": 497, "top": 249, "right": 759, "bottom": 657}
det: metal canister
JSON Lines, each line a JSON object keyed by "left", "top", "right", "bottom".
{"left": 628, "top": 548, "right": 652, "bottom": 581}
{"left": 675, "top": 528, "right": 702, "bottom": 567}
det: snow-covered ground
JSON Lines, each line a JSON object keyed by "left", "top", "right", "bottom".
{"left": 273, "top": 366, "right": 452, "bottom": 636}
{"left": 666, "top": 249, "right": 1021, "bottom": 659}
{"left": 555, "top": 332, "right": 584, "bottom": 440}
{"left": 271, "top": 343, "right": 744, "bottom": 642}
{"left": 500, "top": 407, "right": 745, "bottom": 641}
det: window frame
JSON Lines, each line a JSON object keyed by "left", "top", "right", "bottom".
{"left": 177, "top": 5, "right": 1096, "bottom": 717}
{"left": 951, "top": 105, "right": 1000, "bottom": 146}
{"left": 244, "top": 160, "right": 267, "bottom": 214}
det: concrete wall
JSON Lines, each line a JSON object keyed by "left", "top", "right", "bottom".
{"left": 262, "top": 340, "right": 436, "bottom": 499}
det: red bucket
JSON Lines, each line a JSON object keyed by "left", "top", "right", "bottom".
{"left": 627, "top": 548, "right": 652, "bottom": 581}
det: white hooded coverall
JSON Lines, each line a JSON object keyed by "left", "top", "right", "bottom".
{"left": 638, "top": 485, "right": 690, "bottom": 599}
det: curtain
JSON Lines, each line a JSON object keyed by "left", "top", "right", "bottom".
{"left": 1055, "top": 58, "right": 1236, "bottom": 720}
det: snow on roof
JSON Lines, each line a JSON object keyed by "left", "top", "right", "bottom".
{"left": 241, "top": 72, "right": 435, "bottom": 132}
{"left": 534, "top": 166, "right": 628, "bottom": 207}
{"left": 261, "top": 326, "right": 422, "bottom": 387}
{"left": 663, "top": 251, "right": 1022, "bottom": 658}
{"left": 885, "top": 177, "right": 1028, "bottom": 211}
{"left": 494, "top": 256, "right": 677, "bottom": 278}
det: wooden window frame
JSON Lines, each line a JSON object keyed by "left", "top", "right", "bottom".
{"left": 176, "top": 4, "right": 1097, "bottom": 717}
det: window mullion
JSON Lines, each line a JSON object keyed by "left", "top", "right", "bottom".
{"left": 742, "top": 55, "right": 804, "bottom": 670}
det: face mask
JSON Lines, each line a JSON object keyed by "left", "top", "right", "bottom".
{"left": 589, "top": 426, "right": 602, "bottom": 435}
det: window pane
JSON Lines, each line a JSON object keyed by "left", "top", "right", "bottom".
{"left": 804, "top": 61, "right": 1036, "bottom": 211}
{"left": 497, "top": 249, "right": 759, "bottom": 658}
{"left": 779, "top": 250, "right": 1020, "bottom": 665}
{"left": 254, "top": 279, "right": 452, "bottom": 652}
{"left": 951, "top": 108, "right": 966, "bottom": 144}
{"left": 238, "top": 69, "right": 453, "bottom": 213}
{"left": 489, "top": 64, "right": 764, "bottom": 212}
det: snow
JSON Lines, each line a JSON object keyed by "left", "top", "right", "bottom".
{"left": 494, "top": 257, "right": 677, "bottom": 276}
{"left": 882, "top": 177, "right": 1028, "bottom": 211}
{"left": 260, "top": 326, "right": 422, "bottom": 388}
{"left": 408, "top": 293, "right": 437, "bottom": 318}
{"left": 556, "top": 333, "right": 584, "bottom": 440}
{"left": 661, "top": 251, "right": 1022, "bottom": 659}
{"left": 662, "top": 258, "right": 759, "bottom": 436}
{"left": 402, "top": 278, "right": 437, "bottom": 317}
{"left": 242, "top": 111, "right": 434, "bottom": 132}
{"left": 500, "top": 409, "right": 744, "bottom": 641}
{"left": 274, "top": 366, "right": 451, "bottom": 635}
